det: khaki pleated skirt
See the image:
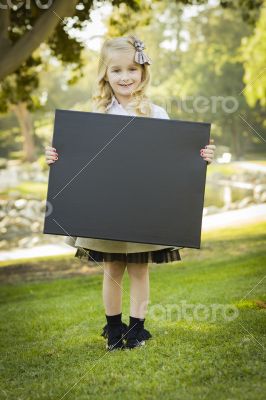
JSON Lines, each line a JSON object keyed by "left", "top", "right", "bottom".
{"left": 74, "top": 246, "right": 182, "bottom": 265}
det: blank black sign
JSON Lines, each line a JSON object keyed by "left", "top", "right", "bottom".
{"left": 43, "top": 109, "right": 211, "bottom": 249}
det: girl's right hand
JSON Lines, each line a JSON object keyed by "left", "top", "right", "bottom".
{"left": 45, "top": 145, "right": 58, "bottom": 165}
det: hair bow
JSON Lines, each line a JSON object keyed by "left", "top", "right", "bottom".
{"left": 133, "top": 39, "right": 152, "bottom": 65}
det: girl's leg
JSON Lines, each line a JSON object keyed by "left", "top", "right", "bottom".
{"left": 127, "top": 262, "right": 149, "bottom": 319}
{"left": 102, "top": 260, "right": 126, "bottom": 315}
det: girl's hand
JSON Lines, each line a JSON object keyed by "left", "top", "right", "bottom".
{"left": 45, "top": 145, "right": 58, "bottom": 165}
{"left": 200, "top": 139, "right": 216, "bottom": 165}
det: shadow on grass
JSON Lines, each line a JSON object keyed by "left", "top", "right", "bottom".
{"left": 0, "top": 255, "right": 102, "bottom": 284}
{"left": 0, "top": 221, "right": 265, "bottom": 285}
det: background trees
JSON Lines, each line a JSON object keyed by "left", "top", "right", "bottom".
{"left": 0, "top": 0, "right": 265, "bottom": 161}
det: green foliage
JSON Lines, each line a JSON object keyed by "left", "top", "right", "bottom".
{"left": 144, "top": 2, "right": 265, "bottom": 158}
{"left": 0, "top": 0, "right": 142, "bottom": 111}
{"left": 0, "top": 126, "right": 21, "bottom": 157}
{"left": 1, "top": 0, "right": 265, "bottom": 161}
{"left": 241, "top": 3, "right": 266, "bottom": 108}
{"left": 220, "top": 0, "right": 263, "bottom": 25}
{"left": 0, "top": 56, "right": 41, "bottom": 111}
{"left": 107, "top": 1, "right": 152, "bottom": 36}
{"left": 1, "top": 0, "right": 263, "bottom": 109}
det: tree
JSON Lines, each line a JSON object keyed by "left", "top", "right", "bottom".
{"left": 0, "top": 0, "right": 142, "bottom": 161}
{"left": 0, "top": 0, "right": 264, "bottom": 161}
{"left": 241, "top": 2, "right": 266, "bottom": 109}
{"left": 219, "top": 0, "right": 263, "bottom": 25}
{"left": 136, "top": 1, "right": 265, "bottom": 159}
{"left": 0, "top": 0, "right": 263, "bottom": 82}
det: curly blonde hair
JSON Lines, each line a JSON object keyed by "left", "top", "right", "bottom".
{"left": 92, "top": 34, "right": 153, "bottom": 117}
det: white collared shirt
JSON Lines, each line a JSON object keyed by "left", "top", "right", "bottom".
{"left": 64, "top": 96, "right": 179, "bottom": 254}
{"left": 105, "top": 95, "right": 170, "bottom": 119}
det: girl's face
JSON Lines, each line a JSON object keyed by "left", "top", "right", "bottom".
{"left": 106, "top": 50, "right": 143, "bottom": 100}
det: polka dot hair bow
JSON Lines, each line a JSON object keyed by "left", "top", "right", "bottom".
{"left": 133, "top": 39, "right": 152, "bottom": 65}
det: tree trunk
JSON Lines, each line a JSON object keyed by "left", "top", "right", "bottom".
{"left": 0, "top": 0, "right": 79, "bottom": 81}
{"left": 11, "top": 102, "right": 36, "bottom": 162}
{"left": 231, "top": 118, "right": 244, "bottom": 160}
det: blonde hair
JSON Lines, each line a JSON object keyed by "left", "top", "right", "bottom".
{"left": 92, "top": 34, "right": 153, "bottom": 117}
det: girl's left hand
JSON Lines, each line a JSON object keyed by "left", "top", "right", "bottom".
{"left": 200, "top": 139, "right": 216, "bottom": 165}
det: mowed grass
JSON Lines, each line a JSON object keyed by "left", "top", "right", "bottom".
{"left": 0, "top": 222, "right": 265, "bottom": 400}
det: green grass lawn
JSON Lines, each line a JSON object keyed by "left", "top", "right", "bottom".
{"left": 0, "top": 181, "right": 47, "bottom": 200}
{"left": 0, "top": 222, "right": 265, "bottom": 400}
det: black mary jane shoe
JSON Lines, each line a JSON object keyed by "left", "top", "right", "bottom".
{"left": 106, "top": 341, "right": 126, "bottom": 351}
{"left": 125, "top": 337, "right": 146, "bottom": 350}
{"left": 105, "top": 324, "right": 127, "bottom": 352}
{"left": 101, "top": 322, "right": 128, "bottom": 340}
{"left": 124, "top": 326, "right": 152, "bottom": 350}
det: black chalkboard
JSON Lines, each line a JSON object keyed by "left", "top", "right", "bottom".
{"left": 43, "top": 109, "right": 211, "bottom": 249}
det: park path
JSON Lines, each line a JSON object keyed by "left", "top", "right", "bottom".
{"left": 1, "top": 203, "right": 265, "bottom": 262}
{"left": 233, "top": 161, "right": 266, "bottom": 173}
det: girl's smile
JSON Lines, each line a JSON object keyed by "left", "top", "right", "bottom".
{"left": 118, "top": 82, "right": 133, "bottom": 88}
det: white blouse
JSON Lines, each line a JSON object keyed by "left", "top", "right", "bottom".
{"left": 64, "top": 96, "right": 178, "bottom": 253}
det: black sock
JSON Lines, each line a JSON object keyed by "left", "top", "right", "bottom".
{"left": 105, "top": 312, "right": 122, "bottom": 326}
{"left": 129, "top": 316, "right": 145, "bottom": 330}
{"left": 105, "top": 313, "right": 124, "bottom": 347}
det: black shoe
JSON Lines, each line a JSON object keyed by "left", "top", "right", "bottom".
{"left": 106, "top": 341, "right": 125, "bottom": 351}
{"left": 124, "top": 325, "right": 152, "bottom": 349}
{"left": 125, "top": 337, "right": 146, "bottom": 349}
{"left": 105, "top": 324, "right": 126, "bottom": 351}
{"left": 101, "top": 322, "right": 128, "bottom": 339}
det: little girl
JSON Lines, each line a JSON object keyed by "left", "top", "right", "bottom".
{"left": 45, "top": 35, "right": 216, "bottom": 351}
